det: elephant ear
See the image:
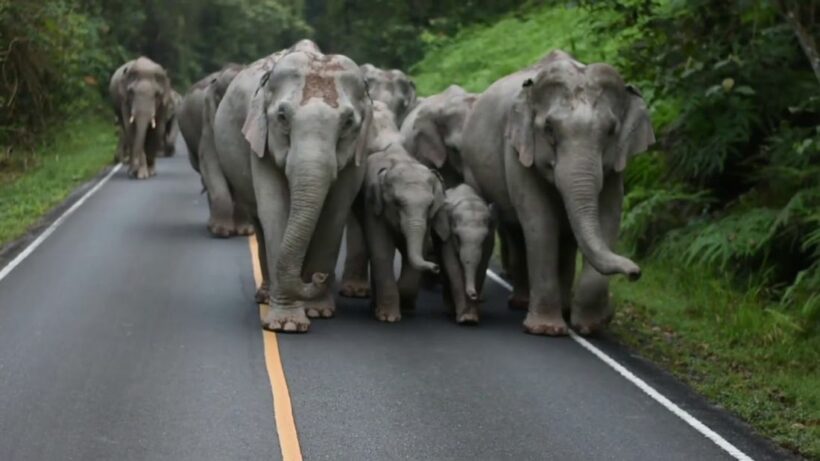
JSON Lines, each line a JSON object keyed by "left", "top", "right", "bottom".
{"left": 242, "top": 76, "right": 269, "bottom": 158}
{"left": 411, "top": 109, "right": 447, "bottom": 168}
{"left": 366, "top": 167, "right": 387, "bottom": 216}
{"left": 432, "top": 206, "right": 451, "bottom": 241}
{"left": 506, "top": 79, "right": 536, "bottom": 168}
{"left": 354, "top": 101, "right": 374, "bottom": 166}
{"left": 613, "top": 84, "right": 655, "bottom": 172}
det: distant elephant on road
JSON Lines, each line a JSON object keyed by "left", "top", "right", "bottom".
{"left": 460, "top": 50, "right": 655, "bottom": 336}
{"left": 178, "top": 63, "right": 253, "bottom": 237}
{"left": 432, "top": 184, "right": 495, "bottom": 325}
{"left": 362, "top": 102, "right": 444, "bottom": 322}
{"left": 162, "top": 89, "right": 182, "bottom": 157}
{"left": 109, "top": 57, "right": 173, "bottom": 179}
{"left": 339, "top": 64, "right": 418, "bottom": 299}
{"left": 213, "top": 40, "right": 373, "bottom": 332}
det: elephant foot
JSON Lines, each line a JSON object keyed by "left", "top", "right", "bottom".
{"left": 456, "top": 306, "right": 480, "bottom": 325}
{"left": 207, "top": 219, "right": 233, "bottom": 238}
{"left": 262, "top": 304, "right": 310, "bottom": 333}
{"left": 255, "top": 282, "right": 270, "bottom": 304}
{"left": 508, "top": 293, "right": 529, "bottom": 311}
{"left": 374, "top": 303, "right": 401, "bottom": 323}
{"left": 571, "top": 304, "right": 614, "bottom": 336}
{"left": 523, "top": 311, "right": 568, "bottom": 336}
{"left": 234, "top": 222, "right": 255, "bottom": 236}
{"left": 305, "top": 294, "right": 335, "bottom": 319}
{"left": 339, "top": 278, "right": 370, "bottom": 298}
{"left": 129, "top": 165, "right": 150, "bottom": 179}
{"left": 148, "top": 166, "right": 156, "bottom": 177}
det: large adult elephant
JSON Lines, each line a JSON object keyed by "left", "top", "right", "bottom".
{"left": 109, "top": 57, "right": 173, "bottom": 179}
{"left": 178, "top": 63, "right": 253, "bottom": 237}
{"left": 213, "top": 40, "right": 373, "bottom": 332}
{"left": 461, "top": 50, "right": 654, "bottom": 336}
{"left": 338, "top": 64, "right": 418, "bottom": 298}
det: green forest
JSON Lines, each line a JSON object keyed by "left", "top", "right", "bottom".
{"left": 1, "top": 0, "right": 818, "bottom": 456}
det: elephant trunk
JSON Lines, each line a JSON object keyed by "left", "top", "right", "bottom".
{"left": 402, "top": 216, "right": 439, "bottom": 273}
{"left": 459, "top": 241, "right": 481, "bottom": 301}
{"left": 130, "top": 112, "right": 151, "bottom": 162}
{"left": 555, "top": 149, "right": 640, "bottom": 280}
{"left": 274, "top": 160, "right": 332, "bottom": 302}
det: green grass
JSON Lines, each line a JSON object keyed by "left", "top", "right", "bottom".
{"left": 0, "top": 112, "right": 116, "bottom": 247}
{"left": 412, "top": 5, "right": 621, "bottom": 95}
{"left": 611, "top": 260, "right": 820, "bottom": 458}
{"left": 416, "top": 3, "right": 819, "bottom": 458}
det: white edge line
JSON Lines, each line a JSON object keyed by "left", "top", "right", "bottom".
{"left": 485, "top": 268, "right": 754, "bottom": 461}
{"left": 0, "top": 164, "right": 122, "bottom": 283}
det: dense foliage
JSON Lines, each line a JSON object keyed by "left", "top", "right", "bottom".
{"left": 580, "top": 0, "right": 819, "bottom": 334}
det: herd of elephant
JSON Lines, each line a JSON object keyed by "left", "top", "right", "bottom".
{"left": 108, "top": 38, "right": 655, "bottom": 337}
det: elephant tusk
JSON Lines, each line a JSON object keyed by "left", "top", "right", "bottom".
{"left": 150, "top": 117, "right": 156, "bottom": 129}
{"left": 129, "top": 114, "right": 135, "bottom": 124}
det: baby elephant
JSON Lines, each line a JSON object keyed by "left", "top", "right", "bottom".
{"left": 364, "top": 144, "right": 444, "bottom": 323}
{"left": 432, "top": 184, "right": 495, "bottom": 324}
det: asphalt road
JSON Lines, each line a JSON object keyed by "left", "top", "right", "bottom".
{"left": 0, "top": 144, "right": 795, "bottom": 460}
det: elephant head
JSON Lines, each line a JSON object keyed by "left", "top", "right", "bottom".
{"left": 506, "top": 50, "right": 654, "bottom": 279}
{"left": 366, "top": 149, "right": 444, "bottom": 274}
{"left": 360, "top": 64, "right": 417, "bottom": 124}
{"left": 242, "top": 49, "right": 372, "bottom": 300}
{"left": 122, "top": 57, "right": 170, "bottom": 166}
{"left": 433, "top": 184, "right": 494, "bottom": 300}
{"left": 404, "top": 85, "right": 477, "bottom": 172}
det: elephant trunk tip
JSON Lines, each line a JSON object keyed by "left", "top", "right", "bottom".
{"left": 593, "top": 254, "right": 641, "bottom": 281}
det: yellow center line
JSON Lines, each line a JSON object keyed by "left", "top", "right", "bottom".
{"left": 249, "top": 237, "right": 303, "bottom": 461}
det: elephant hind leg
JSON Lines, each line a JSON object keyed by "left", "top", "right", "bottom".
{"left": 339, "top": 215, "right": 371, "bottom": 298}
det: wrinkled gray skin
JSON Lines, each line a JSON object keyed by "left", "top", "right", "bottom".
{"left": 178, "top": 63, "right": 253, "bottom": 237}
{"left": 109, "top": 57, "right": 172, "bottom": 179}
{"left": 461, "top": 50, "right": 655, "bottom": 336}
{"left": 363, "top": 102, "right": 444, "bottom": 322}
{"left": 432, "top": 184, "right": 495, "bottom": 324}
{"left": 338, "top": 64, "right": 418, "bottom": 299}
{"left": 400, "top": 84, "right": 477, "bottom": 188}
{"left": 162, "top": 89, "right": 182, "bottom": 157}
{"left": 213, "top": 40, "right": 373, "bottom": 332}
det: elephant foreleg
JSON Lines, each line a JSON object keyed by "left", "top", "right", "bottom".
{"left": 397, "top": 257, "right": 421, "bottom": 312}
{"left": 339, "top": 214, "right": 370, "bottom": 298}
{"left": 301, "top": 165, "right": 366, "bottom": 319}
{"left": 365, "top": 214, "right": 401, "bottom": 323}
{"left": 199, "top": 126, "right": 236, "bottom": 237}
{"left": 501, "top": 222, "right": 529, "bottom": 310}
{"left": 571, "top": 173, "right": 623, "bottom": 335}
{"left": 440, "top": 240, "right": 476, "bottom": 324}
{"left": 253, "top": 216, "right": 270, "bottom": 304}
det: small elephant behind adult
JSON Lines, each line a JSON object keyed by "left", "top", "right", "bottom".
{"left": 431, "top": 184, "right": 495, "bottom": 325}
{"left": 339, "top": 64, "right": 418, "bottom": 299}
{"left": 178, "top": 63, "right": 252, "bottom": 237}
{"left": 109, "top": 56, "right": 173, "bottom": 179}
{"left": 363, "top": 102, "right": 444, "bottom": 322}
{"left": 162, "top": 89, "right": 182, "bottom": 157}
{"left": 360, "top": 64, "right": 417, "bottom": 125}
{"left": 400, "top": 84, "right": 478, "bottom": 188}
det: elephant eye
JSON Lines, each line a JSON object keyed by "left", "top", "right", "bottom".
{"left": 276, "top": 107, "right": 290, "bottom": 132}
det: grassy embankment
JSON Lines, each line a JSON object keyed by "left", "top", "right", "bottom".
{"left": 0, "top": 113, "right": 116, "bottom": 247}
{"left": 412, "top": 5, "right": 819, "bottom": 458}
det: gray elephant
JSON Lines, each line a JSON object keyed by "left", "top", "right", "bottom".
{"left": 400, "top": 85, "right": 477, "bottom": 188}
{"left": 360, "top": 64, "right": 417, "bottom": 125}
{"left": 162, "top": 89, "right": 182, "bottom": 157}
{"left": 431, "top": 184, "right": 495, "bottom": 325}
{"left": 213, "top": 40, "right": 373, "bottom": 332}
{"left": 460, "top": 50, "right": 654, "bottom": 336}
{"left": 338, "top": 64, "right": 418, "bottom": 299}
{"left": 362, "top": 102, "right": 444, "bottom": 322}
{"left": 178, "top": 63, "right": 254, "bottom": 237}
{"left": 109, "top": 57, "right": 173, "bottom": 179}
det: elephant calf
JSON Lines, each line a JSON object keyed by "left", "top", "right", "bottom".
{"left": 363, "top": 103, "right": 444, "bottom": 322}
{"left": 432, "top": 184, "right": 495, "bottom": 324}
